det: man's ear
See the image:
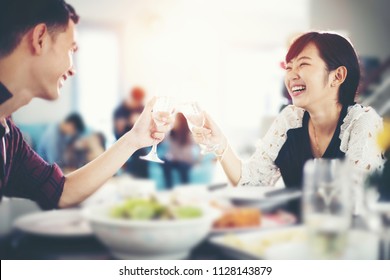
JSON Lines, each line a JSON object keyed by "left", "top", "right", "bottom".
{"left": 331, "top": 66, "right": 347, "bottom": 87}
{"left": 31, "top": 23, "right": 49, "bottom": 55}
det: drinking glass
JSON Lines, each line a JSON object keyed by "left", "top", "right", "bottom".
{"left": 179, "top": 101, "right": 219, "bottom": 154}
{"left": 366, "top": 188, "right": 390, "bottom": 259}
{"left": 303, "top": 158, "right": 352, "bottom": 259}
{"left": 140, "top": 96, "right": 174, "bottom": 163}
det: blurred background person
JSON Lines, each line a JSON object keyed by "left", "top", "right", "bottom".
{"left": 64, "top": 131, "right": 106, "bottom": 173}
{"left": 113, "top": 86, "right": 149, "bottom": 178}
{"left": 162, "top": 113, "right": 201, "bottom": 189}
{"left": 37, "top": 113, "right": 86, "bottom": 170}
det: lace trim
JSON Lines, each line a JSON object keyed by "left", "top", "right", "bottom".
{"left": 239, "top": 104, "right": 384, "bottom": 186}
{"left": 339, "top": 104, "right": 384, "bottom": 172}
{"left": 339, "top": 104, "right": 365, "bottom": 153}
{"left": 239, "top": 105, "right": 304, "bottom": 186}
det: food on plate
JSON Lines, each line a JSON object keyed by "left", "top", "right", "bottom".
{"left": 222, "top": 227, "right": 306, "bottom": 256}
{"left": 213, "top": 207, "right": 262, "bottom": 229}
{"left": 110, "top": 197, "right": 202, "bottom": 220}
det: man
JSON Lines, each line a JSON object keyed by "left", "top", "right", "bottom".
{"left": 0, "top": 0, "right": 171, "bottom": 209}
{"left": 113, "top": 87, "right": 149, "bottom": 178}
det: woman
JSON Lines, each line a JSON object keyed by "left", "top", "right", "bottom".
{"left": 192, "top": 32, "right": 384, "bottom": 201}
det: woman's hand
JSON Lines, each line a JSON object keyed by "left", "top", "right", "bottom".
{"left": 129, "top": 97, "right": 174, "bottom": 149}
{"left": 191, "top": 112, "right": 227, "bottom": 155}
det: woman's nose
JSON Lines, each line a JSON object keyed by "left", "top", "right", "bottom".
{"left": 286, "top": 68, "right": 299, "bottom": 81}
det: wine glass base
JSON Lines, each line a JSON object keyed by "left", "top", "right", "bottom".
{"left": 139, "top": 154, "right": 164, "bottom": 164}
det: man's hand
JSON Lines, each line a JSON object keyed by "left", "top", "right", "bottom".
{"left": 130, "top": 97, "right": 174, "bottom": 149}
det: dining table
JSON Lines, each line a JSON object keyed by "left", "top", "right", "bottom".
{"left": 0, "top": 184, "right": 386, "bottom": 260}
{"left": 0, "top": 229, "right": 232, "bottom": 260}
{"left": 0, "top": 187, "right": 299, "bottom": 260}
{"left": 1, "top": 215, "right": 385, "bottom": 260}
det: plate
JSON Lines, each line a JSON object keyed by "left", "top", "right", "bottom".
{"left": 211, "top": 211, "right": 296, "bottom": 235}
{"left": 209, "top": 226, "right": 379, "bottom": 260}
{"left": 212, "top": 186, "right": 301, "bottom": 208}
{"left": 13, "top": 208, "right": 92, "bottom": 237}
{"left": 209, "top": 226, "right": 304, "bottom": 259}
{"left": 213, "top": 186, "right": 277, "bottom": 201}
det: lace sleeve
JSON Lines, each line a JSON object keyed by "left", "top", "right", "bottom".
{"left": 239, "top": 105, "right": 304, "bottom": 186}
{"left": 340, "top": 105, "right": 384, "bottom": 172}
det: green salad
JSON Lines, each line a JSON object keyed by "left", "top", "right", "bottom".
{"left": 110, "top": 197, "right": 202, "bottom": 220}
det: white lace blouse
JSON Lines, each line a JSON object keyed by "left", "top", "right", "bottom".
{"left": 239, "top": 104, "right": 384, "bottom": 186}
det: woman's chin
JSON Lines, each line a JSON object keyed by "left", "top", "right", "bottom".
{"left": 291, "top": 96, "right": 309, "bottom": 109}
{"left": 291, "top": 99, "right": 303, "bottom": 108}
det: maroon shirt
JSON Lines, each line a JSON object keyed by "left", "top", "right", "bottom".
{"left": 0, "top": 85, "right": 65, "bottom": 209}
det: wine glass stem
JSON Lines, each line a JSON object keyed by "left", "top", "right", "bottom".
{"left": 150, "top": 141, "right": 158, "bottom": 155}
{"left": 202, "top": 133, "right": 210, "bottom": 147}
{"left": 200, "top": 133, "right": 214, "bottom": 154}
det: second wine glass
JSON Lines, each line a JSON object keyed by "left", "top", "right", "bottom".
{"left": 140, "top": 96, "right": 174, "bottom": 164}
{"left": 180, "top": 101, "right": 218, "bottom": 154}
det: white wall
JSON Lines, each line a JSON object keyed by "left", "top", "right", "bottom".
{"left": 310, "top": 0, "right": 390, "bottom": 61}
{"left": 14, "top": 0, "right": 309, "bottom": 131}
{"left": 118, "top": 0, "right": 310, "bottom": 153}
{"left": 12, "top": 81, "right": 74, "bottom": 124}
{"left": 13, "top": 0, "right": 390, "bottom": 127}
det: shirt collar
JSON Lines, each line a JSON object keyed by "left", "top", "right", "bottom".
{"left": 0, "top": 82, "right": 13, "bottom": 105}
{"left": 0, "top": 82, "right": 12, "bottom": 137}
{"left": 0, "top": 118, "right": 9, "bottom": 138}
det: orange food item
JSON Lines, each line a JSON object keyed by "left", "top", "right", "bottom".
{"left": 213, "top": 208, "right": 262, "bottom": 229}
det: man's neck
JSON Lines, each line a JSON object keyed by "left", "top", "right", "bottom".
{"left": 0, "top": 89, "right": 32, "bottom": 120}
{"left": 0, "top": 53, "right": 35, "bottom": 119}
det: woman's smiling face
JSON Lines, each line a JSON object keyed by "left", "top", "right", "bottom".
{"left": 284, "top": 42, "right": 337, "bottom": 110}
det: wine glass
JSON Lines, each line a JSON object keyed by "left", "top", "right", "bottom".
{"left": 179, "top": 101, "right": 219, "bottom": 154}
{"left": 303, "top": 158, "right": 352, "bottom": 259}
{"left": 140, "top": 96, "right": 174, "bottom": 164}
{"left": 366, "top": 188, "right": 390, "bottom": 259}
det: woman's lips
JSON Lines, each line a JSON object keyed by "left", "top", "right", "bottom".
{"left": 290, "top": 85, "right": 306, "bottom": 97}
{"left": 291, "top": 89, "right": 305, "bottom": 97}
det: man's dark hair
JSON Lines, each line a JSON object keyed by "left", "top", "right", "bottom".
{"left": 286, "top": 31, "right": 361, "bottom": 107}
{"left": 65, "top": 113, "right": 85, "bottom": 134}
{"left": 0, "top": 0, "right": 79, "bottom": 58}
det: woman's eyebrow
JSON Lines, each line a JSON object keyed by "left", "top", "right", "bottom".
{"left": 297, "top": 56, "right": 312, "bottom": 61}
{"left": 286, "top": 56, "right": 312, "bottom": 65}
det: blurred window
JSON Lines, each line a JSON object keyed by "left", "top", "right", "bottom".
{"left": 76, "top": 25, "right": 121, "bottom": 144}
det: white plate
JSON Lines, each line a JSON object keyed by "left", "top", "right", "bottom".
{"left": 264, "top": 229, "right": 380, "bottom": 260}
{"left": 213, "top": 186, "right": 277, "bottom": 201}
{"left": 210, "top": 212, "right": 296, "bottom": 235}
{"left": 13, "top": 209, "right": 92, "bottom": 237}
{"left": 212, "top": 186, "right": 301, "bottom": 208}
{"left": 209, "top": 226, "right": 380, "bottom": 260}
{"left": 209, "top": 226, "right": 304, "bottom": 259}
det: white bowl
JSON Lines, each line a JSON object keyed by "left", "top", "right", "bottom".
{"left": 82, "top": 202, "right": 218, "bottom": 259}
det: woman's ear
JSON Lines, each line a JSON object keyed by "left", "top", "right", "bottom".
{"left": 331, "top": 66, "right": 347, "bottom": 87}
{"left": 31, "top": 23, "right": 49, "bottom": 55}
